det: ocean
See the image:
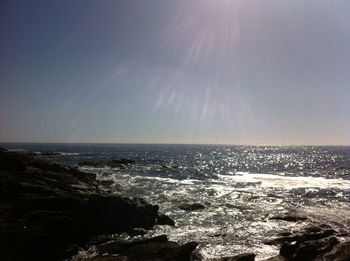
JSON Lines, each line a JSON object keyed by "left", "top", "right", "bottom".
{"left": 2, "top": 143, "right": 350, "bottom": 260}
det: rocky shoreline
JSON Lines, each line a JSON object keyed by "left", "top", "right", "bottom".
{"left": 0, "top": 148, "right": 349, "bottom": 261}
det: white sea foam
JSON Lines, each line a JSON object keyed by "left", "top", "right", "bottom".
{"left": 126, "top": 175, "right": 198, "bottom": 185}
{"left": 218, "top": 172, "right": 350, "bottom": 190}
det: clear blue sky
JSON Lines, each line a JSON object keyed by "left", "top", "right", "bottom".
{"left": 1, "top": 0, "right": 350, "bottom": 145}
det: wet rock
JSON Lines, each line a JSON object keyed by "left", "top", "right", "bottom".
{"left": 78, "top": 160, "right": 105, "bottom": 167}
{"left": 293, "top": 236, "right": 339, "bottom": 260}
{"left": 91, "top": 240, "right": 197, "bottom": 261}
{"left": 78, "top": 159, "right": 135, "bottom": 168}
{"left": 318, "top": 241, "right": 350, "bottom": 261}
{"left": 214, "top": 253, "right": 256, "bottom": 261}
{"left": 270, "top": 214, "right": 307, "bottom": 222}
{"left": 280, "top": 242, "right": 298, "bottom": 259}
{"left": 264, "top": 228, "right": 336, "bottom": 246}
{"left": 74, "top": 235, "right": 198, "bottom": 261}
{"left": 108, "top": 159, "right": 135, "bottom": 167}
{"left": 86, "top": 195, "right": 160, "bottom": 234}
{"left": 90, "top": 235, "right": 198, "bottom": 261}
{"left": 100, "top": 179, "right": 115, "bottom": 186}
{"left": 41, "top": 152, "right": 62, "bottom": 156}
{"left": 121, "top": 240, "right": 180, "bottom": 257}
{"left": 125, "top": 227, "right": 148, "bottom": 237}
{"left": 178, "top": 202, "right": 205, "bottom": 211}
{"left": 86, "top": 234, "right": 115, "bottom": 247}
{"left": 163, "top": 241, "right": 198, "bottom": 261}
{"left": 98, "top": 235, "right": 169, "bottom": 255}
{"left": 280, "top": 236, "right": 339, "bottom": 260}
{"left": 157, "top": 213, "right": 175, "bottom": 226}
{"left": 263, "top": 256, "right": 288, "bottom": 261}
{"left": 303, "top": 225, "right": 322, "bottom": 233}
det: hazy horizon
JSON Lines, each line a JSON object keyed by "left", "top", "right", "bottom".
{"left": 1, "top": 1, "right": 350, "bottom": 145}
{"left": 1, "top": 141, "right": 349, "bottom": 147}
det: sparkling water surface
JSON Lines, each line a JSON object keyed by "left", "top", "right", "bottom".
{"left": 2, "top": 143, "right": 350, "bottom": 260}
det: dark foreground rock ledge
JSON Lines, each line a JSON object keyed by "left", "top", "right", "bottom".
{"left": 0, "top": 149, "right": 176, "bottom": 261}
{"left": 263, "top": 224, "right": 350, "bottom": 261}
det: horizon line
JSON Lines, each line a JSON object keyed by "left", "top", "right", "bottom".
{"left": 0, "top": 141, "right": 349, "bottom": 147}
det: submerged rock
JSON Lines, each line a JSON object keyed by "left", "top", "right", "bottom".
{"left": 78, "top": 160, "right": 106, "bottom": 167}
{"left": 270, "top": 214, "right": 308, "bottom": 222}
{"left": 178, "top": 202, "right": 205, "bottom": 211}
{"left": 78, "top": 159, "right": 136, "bottom": 168}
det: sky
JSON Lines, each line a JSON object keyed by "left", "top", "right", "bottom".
{"left": 1, "top": 0, "right": 350, "bottom": 145}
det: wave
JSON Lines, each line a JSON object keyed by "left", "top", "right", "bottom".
{"left": 39, "top": 152, "right": 80, "bottom": 156}
{"left": 218, "top": 172, "right": 350, "bottom": 190}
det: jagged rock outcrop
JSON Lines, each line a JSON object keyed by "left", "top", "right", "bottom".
{"left": 0, "top": 149, "right": 175, "bottom": 261}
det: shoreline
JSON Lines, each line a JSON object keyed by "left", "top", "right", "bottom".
{"left": 0, "top": 148, "right": 349, "bottom": 260}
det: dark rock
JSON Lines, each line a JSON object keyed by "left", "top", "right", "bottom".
{"left": 299, "top": 229, "right": 336, "bottom": 242}
{"left": 178, "top": 202, "right": 205, "bottom": 211}
{"left": 292, "top": 236, "right": 339, "bottom": 261}
{"left": 88, "top": 195, "right": 159, "bottom": 233}
{"left": 270, "top": 214, "right": 307, "bottom": 222}
{"left": 98, "top": 235, "right": 169, "bottom": 254}
{"left": 0, "top": 151, "right": 173, "bottom": 261}
{"left": 100, "top": 179, "right": 114, "bottom": 186}
{"left": 78, "top": 160, "right": 105, "bottom": 167}
{"left": 121, "top": 240, "right": 180, "bottom": 257}
{"left": 76, "top": 235, "right": 198, "bottom": 261}
{"left": 318, "top": 241, "right": 350, "bottom": 261}
{"left": 87, "top": 234, "right": 114, "bottom": 247}
{"left": 0, "top": 151, "right": 26, "bottom": 171}
{"left": 63, "top": 244, "right": 80, "bottom": 259}
{"left": 280, "top": 242, "right": 298, "bottom": 259}
{"left": 125, "top": 227, "right": 148, "bottom": 237}
{"left": 263, "top": 256, "right": 288, "bottom": 261}
{"left": 214, "top": 253, "right": 256, "bottom": 261}
{"left": 41, "top": 152, "right": 62, "bottom": 156}
{"left": 108, "top": 159, "right": 135, "bottom": 166}
{"left": 303, "top": 225, "right": 322, "bottom": 233}
{"left": 280, "top": 236, "right": 339, "bottom": 261}
{"left": 157, "top": 213, "right": 175, "bottom": 226}
{"left": 163, "top": 241, "right": 198, "bottom": 261}
{"left": 78, "top": 159, "right": 135, "bottom": 168}
{"left": 264, "top": 226, "right": 336, "bottom": 246}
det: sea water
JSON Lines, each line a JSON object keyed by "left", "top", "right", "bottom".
{"left": 2, "top": 143, "right": 350, "bottom": 260}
